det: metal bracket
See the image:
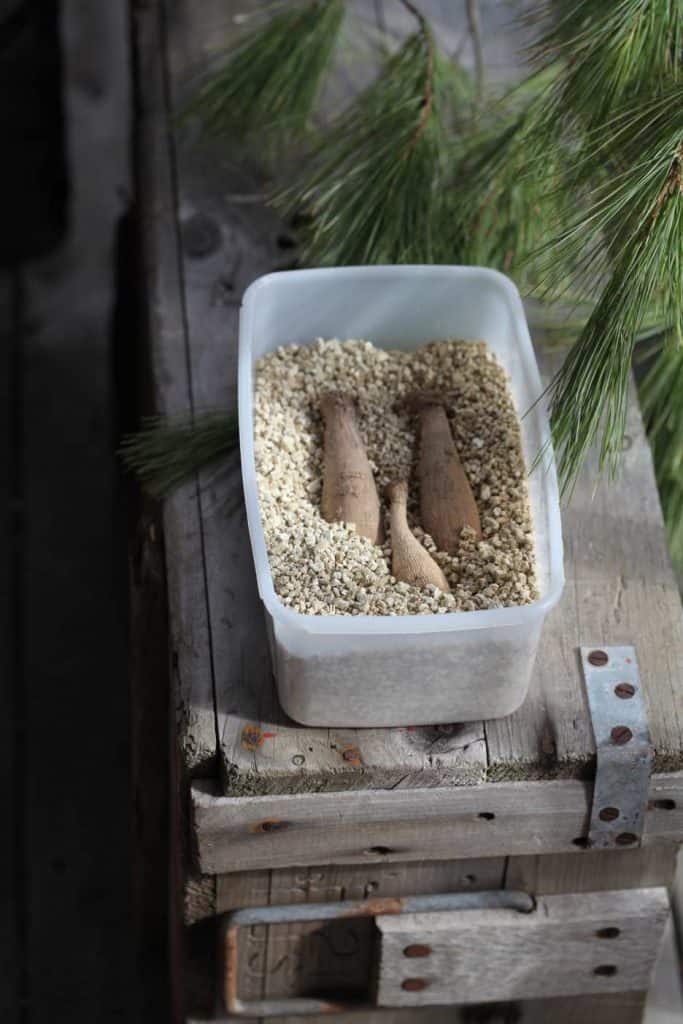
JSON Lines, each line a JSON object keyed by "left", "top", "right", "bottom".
{"left": 580, "top": 645, "right": 652, "bottom": 849}
{"left": 223, "top": 890, "right": 535, "bottom": 1017}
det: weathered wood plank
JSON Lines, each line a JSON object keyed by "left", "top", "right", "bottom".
{"left": 519, "top": 991, "right": 648, "bottom": 1024}
{"left": 192, "top": 773, "right": 683, "bottom": 874}
{"left": 485, "top": 355, "right": 683, "bottom": 780}
{"left": 507, "top": 842, "right": 679, "bottom": 1023}
{"left": 376, "top": 888, "right": 670, "bottom": 1006}
{"left": 162, "top": 0, "right": 490, "bottom": 795}
{"left": 136, "top": 0, "right": 217, "bottom": 774}
{"left": 506, "top": 846, "right": 679, "bottom": 896}
{"left": 189, "top": 861, "right": 503, "bottom": 1022}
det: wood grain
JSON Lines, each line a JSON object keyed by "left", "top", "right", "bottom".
{"left": 136, "top": 0, "right": 216, "bottom": 775}
{"left": 152, "top": 0, "right": 683, "bottom": 798}
{"left": 161, "top": 0, "right": 489, "bottom": 796}
{"left": 376, "top": 888, "right": 670, "bottom": 1006}
{"left": 192, "top": 774, "right": 683, "bottom": 874}
{"left": 485, "top": 356, "right": 683, "bottom": 781}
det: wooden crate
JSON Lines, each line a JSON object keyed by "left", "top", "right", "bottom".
{"left": 133, "top": 1, "right": 683, "bottom": 1020}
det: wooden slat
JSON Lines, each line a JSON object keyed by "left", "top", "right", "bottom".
{"left": 136, "top": 0, "right": 216, "bottom": 775}
{"left": 376, "top": 888, "right": 670, "bottom": 1006}
{"left": 506, "top": 846, "right": 679, "bottom": 896}
{"left": 507, "top": 843, "right": 679, "bottom": 1023}
{"left": 485, "top": 357, "right": 683, "bottom": 781}
{"left": 192, "top": 773, "right": 683, "bottom": 874}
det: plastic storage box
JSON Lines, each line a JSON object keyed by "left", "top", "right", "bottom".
{"left": 239, "top": 266, "right": 564, "bottom": 727}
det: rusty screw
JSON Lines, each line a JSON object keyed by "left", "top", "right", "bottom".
{"left": 402, "top": 979, "right": 428, "bottom": 992}
{"left": 588, "top": 649, "right": 609, "bottom": 667}
{"left": 614, "top": 683, "right": 636, "bottom": 699}
{"left": 403, "top": 945, "right": 432, "bottom": 958}
{"left": 599, "top": 806, "right": 620, "bottom": 822}
{"left": 610, "top": 725, "right": 633, "bottom": 745}
{"left": 260, "top": 820, "right": 289, "bottom": 833}
{"left": 615, "top": 832, "right": 638, "bottom": 846}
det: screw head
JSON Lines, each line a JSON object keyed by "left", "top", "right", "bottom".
{"left": 615, "top": 832, "right": 638, "bottom": 846}
{"left": 402, "top": 978, "right": 428, "bottom": 992}
{"left": 610, "top": 725, "right": 633, "bottom": 745}
{"left": 404, "top": 944, "right": 432, "bottom": 958}
{"left": 588, "top": 649, "right": 609, "bottom": 667}
{"left": 614, "top": 683, "right": 636, "bottom": 699}
{"left": 599, "top": 806, "right": 620, "bottom": 822}
{"left": 260, "top": 819, "right": 288, "bottom": 833}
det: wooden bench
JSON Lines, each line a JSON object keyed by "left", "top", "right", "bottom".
{"left": 134, "top": 1, "right": 683, "bottom": 1020}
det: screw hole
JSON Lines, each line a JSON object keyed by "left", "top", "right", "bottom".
{"left": 463, "top": 874, "right": 477, "bottom": 885}
{"left": 588, "top": 649, "right": 609, "bottom": 667}
{"left": 615, "top": 832, "right": 638, "bottom": 846}
{"left": 594, "top": 965, "right": 618, "bottom": 977}
{"left": 572, "top": 837, "right": 590, "bottom": 848}
{"left": 653, "top": 799, "right": 676, "bottom": 811}
{"left": 597, "top": 927, "right": 621, "bottom": 939}
{"left": 365, "top": 846, "right": 393, "bottom": 856}
{"left": 478, "top": 812, "right": 495, "bottom": 821}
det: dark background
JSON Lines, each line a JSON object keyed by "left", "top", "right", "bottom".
{"left": 2, "top": 2, "right": 169, "bottom": 1021}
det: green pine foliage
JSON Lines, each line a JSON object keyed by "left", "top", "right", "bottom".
{"left": 642, "top": 340, "right": 683, "bottom": 568}
{"left": 285, "top": 26, "right": 465, "bottom": 265}
{"left": 125, "top": 0, "right": 683, "bottom": 574}
{"left": 187, "top": 0, "right": 345, "bottom": 146}
{"left": 120, "top": 413, "right": 237, "bottom": 498}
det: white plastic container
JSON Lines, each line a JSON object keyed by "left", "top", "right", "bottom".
{"left": 239, "top": 266, "right": 564, "bottom": 727}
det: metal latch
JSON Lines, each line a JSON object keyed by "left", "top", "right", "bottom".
{"left": 580, "top": 645, "right": 652, "bottom": 849}
{"left": 223, "top": 890, "right": 534, "bottom": 1017}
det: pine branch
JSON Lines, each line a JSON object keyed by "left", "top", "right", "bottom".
{"left": 548, "top": 123, "right": 683, "bottom": 493}
{"left": 187, "top": 0, "right": 345, "bottom": 148}
{"left": 120, "top": 413, "right": 237, "bottom": 498}
{"left": 641, "top": 339, "right": 683, "bottom": 569}
{"left": 283, "top": 17, "right": 471, "bottom": 265}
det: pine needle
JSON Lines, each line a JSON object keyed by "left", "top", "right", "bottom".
{"left": 641, "top": 339, "right": 683, "bottom": 570}
{"left": 187, "top": 0, "right": 345, "bottom": 148}
{"left": 548, "top": 123, "right": 683, "bottom": 494}
{"left": 283, "top": 12, "right": 471, "bottom": 265}
{"left": 120, "top": 413, "right": 237, "bottom": 498}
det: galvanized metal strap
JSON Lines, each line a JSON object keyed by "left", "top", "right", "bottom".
{"left": 223, "top": 890, "right": 535, "bottom": 1018}
{"left": 580, "top": 645, "right": 652, "bottom": 850}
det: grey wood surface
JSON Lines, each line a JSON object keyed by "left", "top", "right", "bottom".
{"left": 146, "top": 0, "right": 683, "bottom": 800}
{"left": 191, "top": 848, "right": 678, "bottom": 1023}
{"left": 136, "top": 0, "right": 218, "bottom": 777}
{"left": 192, "top": 774, "right": 683, "bottom": 875}
{"left": 376, "top": 888, "right": 670, "bottom": 1006}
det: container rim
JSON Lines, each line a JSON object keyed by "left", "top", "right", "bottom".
{"left": 238, "top": 264, "right": 565, "bottom": 637}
